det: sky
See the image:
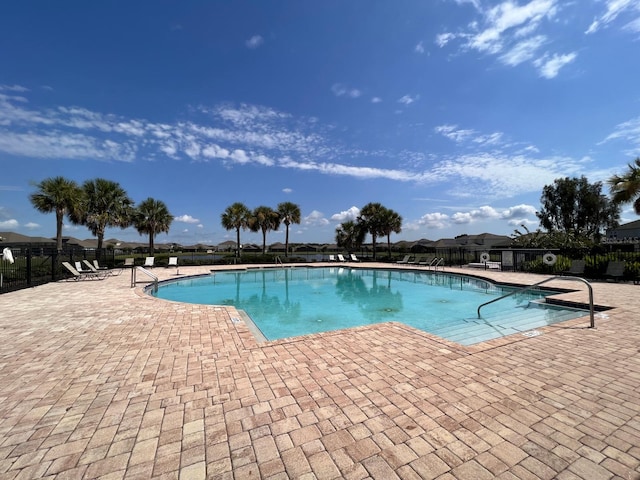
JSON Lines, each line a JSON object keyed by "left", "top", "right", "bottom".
{"left": 1, "top": 0, "right": 640, "bottom": 247}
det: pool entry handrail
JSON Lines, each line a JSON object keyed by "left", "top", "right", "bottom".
{"left": 131, "top": 266, "right": 159, "bottom": 291}
{"left": 477, "top": 276, "right": 595, "bottom": 328}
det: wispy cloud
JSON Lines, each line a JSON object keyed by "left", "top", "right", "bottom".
{"left": 500, "top": 35, "right": 546, "bottom": 66}
{"left": 415, "top": 41, "right": 425, "bottom": 53}
{"left": 331, "top": 83, "right": 362, "bottom": 98}
{"left": 437, "top": 0, "right": 580, "bottom": 78}
{"left": 586, "top": 0, "right": 640, "bottom": 34}
{"left": 0, "top": 84, "right": 29, "bottom": 92}
{"left": 245, "top": 35, "right": 264, "bottom": 49}
{"left": 435, "top": 124, "right": 504, "bottom": 147}
{"left": 0, "top": 91, "right": 601, "bottom": 201}
{"left": 398, "top": 94, "right": 419, "bottom": 105}
{"left": 534, "top": 51, "right": 577, "bottom": 78}
{"left": 600, "top": 115, "right": 640, "bottom": 155}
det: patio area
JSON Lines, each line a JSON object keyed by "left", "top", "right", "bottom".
{"left": 0, "top": 264, "right": 638, "bottom": 479}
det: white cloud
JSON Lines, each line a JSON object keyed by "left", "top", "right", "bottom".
{"left": 304, "top": 210, "right": 330, "bottom": 226}
{"left": 435, "top": 124, "right": 477, "bottom": 143}
{"left": 435, "top": 124, "right": 504, "bottom": 146}
{"left": 438, "top": 0, "right": 581, "bottom": 78}
{"left": 24, "top": 222, "right": 40, "bottom": 229}
{"left": 371, "top": 97, "right": 382, "bottom": 103}
{"left": 534, "top": 51, "right": 577, "bottom": 78}
{"left": 0, "top": 84, "right": 28, "bottom": 92}
{"left": 586, "top": 0, "right": 640, "bottom": 34}
{"left": 418, "top": 212, "right": 450, "bottom": 229}
{"left": 436, "top": 32, "right": 457, "bottom": 47}
{"left": 0, "top": 219, "right": 18, "bottom": 229}
{"left": 331, "top": 83, "right": 362, "bottom": 98}
{"left": 452, "top": 206, "right": 500, "bottom": 224}
{"left": 508, "top": 217, "right": 538, "bottom": 227}
{"left": 282, "top": 188, "right": 293, "bottom": 194}
{"left": 398, "top": 94, "right": 419, "bottom": 105}
{"left": 600, "top": 116, "right": 640, "bottom": 154}
{"left": 469, "top": 0, "right": 557, "bottom": 54}
{"left": 175, "top": 214, "right": 200, "bottom": 224}
{"left": 245, "top": 35, "right": 264, "bottom": 49}
{"left": 331, "top": 206, "right": 360, "bottom": 222}
{"left": 500, "top": 35, "right": 546, "bottom": 66}
{"left": 501, "top": 204, "right": 537, "bottom": 219}
{"left": 415, "top": 41, "right": 425, "bottom": 53}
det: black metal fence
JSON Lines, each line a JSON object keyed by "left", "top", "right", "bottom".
{"left": 2, "top": 244, "right": 639, "bottom": 295}
{"left": 0, "top": 247, "right": 116, "bottom": 294}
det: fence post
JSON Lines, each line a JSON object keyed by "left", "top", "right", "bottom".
{"left": 26, "top": 248, "right": 32, "bottom": 286}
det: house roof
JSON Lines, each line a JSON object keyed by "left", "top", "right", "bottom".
{"left": 614, "top": 219, "right": 640, "bottom": 231}
{"left": 0, "top": 232, "right": 56, "bottom": 245}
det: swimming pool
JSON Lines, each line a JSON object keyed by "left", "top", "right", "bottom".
{"left": 151, "top": 266, "right": 589, "bottom": 345}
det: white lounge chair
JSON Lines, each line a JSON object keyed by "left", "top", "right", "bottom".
{"left": 350, "top": 254, "right": 360, "bottom": 262}
{"left": 168, "top": 256, "right": 178, "bottom": 267}
{"left": 90, "top": 259, "right": 123, "bottom": 276}
{"left": 143, "top": 257, "right": 155, "bottom": 268}
{"left": 328, "top": 255, "right": 336, "bottom": 262}
{"left": 75, "top": 261, "right": 93, "bottom": 273}
{"left": 337, "top": 254, "right": 347, "bottom": 262}
{"left": 396, "top": 255, "right": 412, "bottom": 264}
{"left": 92, "top": 259, "right": 108, "bottom": 271}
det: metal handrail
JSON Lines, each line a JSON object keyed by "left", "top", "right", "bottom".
{"left": 275, "top": 256, "right": 283, "bottom": 266}
{"left": 131, "top": 266, "right": 159, "bottom": 291}
{"left": 477, "top": 276, "right": 595, "bottom": 328}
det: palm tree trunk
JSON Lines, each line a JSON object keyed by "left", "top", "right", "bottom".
{"left": 96, "top": 233, "right": 104, "bottom": 261}
{"left": 285, "top": 225, "right": 290, "bottom": 257}
{"left": 149, "top": 233, "right": 155, "bottom": 254}
{"left": 372, "top": 234, "right": 377, "bottom": 260}
{"left": 56, "top": 209, "right": 64, "bottom": 252}
{"left": 236, "top": 228, "right": 241, "bottom": 258}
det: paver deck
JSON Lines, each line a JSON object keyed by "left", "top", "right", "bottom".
{"left": 0, "top": 263, "right": 639, "bottom": 479}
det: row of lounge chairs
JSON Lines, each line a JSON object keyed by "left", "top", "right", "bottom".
{"left": 62, "top": 261, "right": 114, "bottom": 281}
{"left": 139, "top": 257, "right": 179, "bottom": 268}
{"left": 396, "top": 255, "right": 444, "bottom": 268}
{"left": 328, "top": 254, "right": 359, "bottom": 262}
{"left": 562, "top": 259, "right": 627, "bottom": 281}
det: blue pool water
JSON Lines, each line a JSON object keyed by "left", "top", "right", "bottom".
{"left": 151, "top": 267, "right": 588, "bottom": 345}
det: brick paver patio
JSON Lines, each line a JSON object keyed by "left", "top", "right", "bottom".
{"left": 0, "top": 263, "right": 638, "bottom": 479}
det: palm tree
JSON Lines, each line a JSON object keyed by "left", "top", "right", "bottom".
{"left": 380, "top": 208, "right": 402, "bottom": 258}
{"left": 80, "top": 178, "right": 134, "bottom": 255}
{"left": 335, "top": 220, "right": 366, "bottom": 253}
{"left": 134, "top": 198, "right": 173, "bottom": 254}
{"left": 221, "top": 202, "right": 251, "bottom": 258}
{"left": 29, "top": 176, "right": 83, "bottom": 251}
{"left": 357, "top": 202, "right": 386, "bottom": 260}
{"left": 277, "top": 202, "right": 301, "bottom": 257}
{"left": 608, "top": 158, "right": 640, "bottom": 214}
{"left": 249, "top": 206, "right": 281, "bottom": 254}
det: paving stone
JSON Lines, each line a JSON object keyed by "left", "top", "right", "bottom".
{"left": 1, "top": 265, "right": 639, "bottom": 479}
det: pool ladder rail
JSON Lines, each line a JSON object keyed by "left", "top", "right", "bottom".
{"left": 131, "top": 266, "right": 159, "bottom": 292}
{"left": 477, "top": 276, "right": 595, "bottom": 328}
